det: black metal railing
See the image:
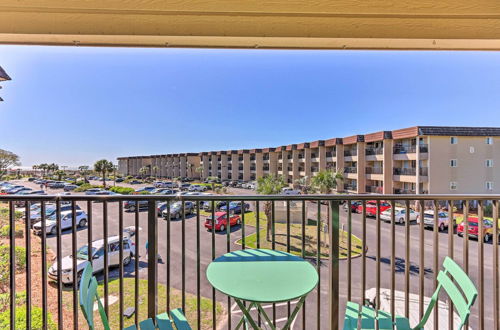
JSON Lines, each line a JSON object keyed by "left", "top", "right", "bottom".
{"left": 366, "top": 167, "right": 383, "bottom": 175}
{"left": 365, "top": 186, "right": 383, "bottom": 193}
{"left": 393, "top": 144, "right": 429, "bottom": 154}
{"left": 365, "top": 148, "right": 384, "bottom": 156}
{"left": 344, "top": 150, "right": 357, "bottom": 157}
{"left": 394, "top": 188, "right": 416, "bottom": 194}
{"left": 420, "top": 167, "right": 429, "bottom": 176}
{"left": 394, "top": 167, "right": 417, "bottom": 176}
{"left": 0, "top": 193, "right": 499, "bottom": 330}
{"left": 326, "top": 152, "right": 334, "bottom": 158}
{"left": 344, "top": 167, "right": 357, "bottom": 174}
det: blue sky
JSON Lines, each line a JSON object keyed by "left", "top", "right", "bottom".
{"left": 1, "top": 46, "right": 500, "bottom": 167}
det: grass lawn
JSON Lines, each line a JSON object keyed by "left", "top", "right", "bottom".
{"left": 68, "top": 277, "right": 224, "bottom": 329}
{"left": 201, "top": 210, "right": 363, "bottom": 259}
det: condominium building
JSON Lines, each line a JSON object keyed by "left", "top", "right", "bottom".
{"left": 117, "top": 126, "right": 500, "bottom": 194}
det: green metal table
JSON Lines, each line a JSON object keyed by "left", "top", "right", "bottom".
{"left": 206, "top": 249, "right": 318, "bottom": 330}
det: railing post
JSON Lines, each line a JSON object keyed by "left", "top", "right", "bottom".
{"left": 147, "top": 200, "right": 158, "bottom": 319}
{"left": 329, "top": 200, "right": 340, "bottom": 330}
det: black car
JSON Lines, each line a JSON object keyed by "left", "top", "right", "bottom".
{"left": 124, "top": 200, "right": 148, "bottom": 211}
{"left": 115, "top": 178, "right": 124, "bottom": 183}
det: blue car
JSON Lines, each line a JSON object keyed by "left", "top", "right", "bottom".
{"left": 219, "top": 201, "right": 250, "bottom": 214}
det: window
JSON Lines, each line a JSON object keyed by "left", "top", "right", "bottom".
{"left": 486, "top": 137, "right": 493, "bottom": 145}
{"left": 486, "top": 182, "right": 493, "bottom": 190}
{"left": 450, "top": 159, "right": 458, "bottom": 167}
{"left": 450, "top": 182, "right": 457, "bottom": 190}
{"left": 450, "top": 137, "right": 458, "bottom": 144}
{"left": 486, "top": 159, "right": 494, "bottom": 167}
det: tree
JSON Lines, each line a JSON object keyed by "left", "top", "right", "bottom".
{"left": 54, "top": 170, "right": 66, "bottom": 181}
{"left": 256, "top": 174, "right": 286, "bottom": 241}
{"left": 152, "top": 166, "right": 159, "bottom": 179}
{"left": 139, "top": 166, "right": 148, "bottom": 180}
{"left": 32, "top": 165, "right": 38, "bottom": 176}
{"left": 294, "top": 176, "right": 313, "bottom": 194}
{"left": 78, "top": 165, "right": 90, "bottom": 183}
{"left": 94, "top": 159, "right": 114, "bottom": 187}
{"left": 0, "top": 149, "right": 20, "bottom": 179}
{"left": 195, "top": 166, "right": 204, "bottom": 179}
{"left": 38, "top": 163, "right": 48, "bottom": 177}
{"left": 47, "top": 163, "right": 59, "bottom": 177}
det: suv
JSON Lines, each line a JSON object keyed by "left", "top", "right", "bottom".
{"left": 188, "top": 184, "right": 208, "bottom": 192}
{"left": 33, "top": 209, "right": 88, "bottom": 235}
{"left": 420, "top": 210, "right": 455, "bottom": 231}
{"left": 28, "top": 204, "right": 82, "bottom": 225}
{"left": 162, "top": 201, "right": 195, "bottom": 219}
{"left": 48, "top": 235, "right": 135, "bottom": 284}
{"left": 63, "top": 184, "right": 78, "bottom": 192}
{"left": 124, "top": 200, "right": 149, "bottom": 212}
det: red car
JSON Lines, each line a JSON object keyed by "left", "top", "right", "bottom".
{"left": 205, "top": 212, "right": 241, "bottom": 232}
{"left": 356, "top": 200, "right": 391, "bottom": 217}
{"left": 457, "top": 217, "right": 496, "bottom": 242}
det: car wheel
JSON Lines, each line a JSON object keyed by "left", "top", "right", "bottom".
{"left": 220, "top": 225, "right": 225, "bottom": 232}
{"left": 398, "top": 217, "right": 404, "bottom": 225}
{"left": 78, "top": 219, "right": 87, "bottom": 228}
{"left": 439, "top": 223, "right": 445, "bottom": 232}
{"left": 129, "top": 206, "right": 135, "bottom": 212}
{"left": 50, "top": 226, "right": 57, "bottom": 235}
{"left": 123, "top": 255, "right": 131, "bottom": 266}
{"left": 484, "top": 234, "right": 491, "bottom": 243}
{"left": 236, "top": 218, "right": 241, "bottom": 225}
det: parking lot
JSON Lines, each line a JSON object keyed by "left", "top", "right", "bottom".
{"left": 7, "top": 179, "right": 499, "bottom": 328}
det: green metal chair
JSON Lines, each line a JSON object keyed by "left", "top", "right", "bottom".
{"left": 343, "top": 257, "right": 478, "bottom": 330}
{"left": 79, "top": 263, "right": 192, "bottom": 329}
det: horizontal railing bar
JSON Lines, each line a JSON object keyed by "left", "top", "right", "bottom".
{"left": 1, "top": 193, "right": 500, "bottom": 202}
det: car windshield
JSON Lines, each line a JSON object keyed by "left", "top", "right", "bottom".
{"left": 424, "top": 213, "right": 434, "bottom": 218}
{"left": 229, "top": 202, "right": 239, "bottom": 207}
{"left": 76, "top": 245, "right": 97, "bottom": 260}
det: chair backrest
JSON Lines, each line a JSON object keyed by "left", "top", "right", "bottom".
{"left": 79, "top": 263, "right": 110, "bottom": 330}
{"left": 416, "top": 257, "right": 478, "bottom": 330}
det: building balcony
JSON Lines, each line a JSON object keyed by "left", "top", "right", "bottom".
{"left": 326, "top": 152, "right": 335, "bottom": 158}
{"left": 344, "top": 149, "right": 357, "bottom": 157}
{"left": 343, "top": 184, "right": 357, "bottom": 191}
{"left": 344, "top": 167, "right": 357, "bottom": 174}
{"left": 1, "top": 193, "right": 493, "bottom": 330}
{"left": 394, "top": 188, "right": 416, "bottom": 194}
{"left": 365, "top": 185, "right": 383, "bottom": 193}
{"left": 393, "top": 167, "right": 416, "bottom": 176}
{"left": 393, "top": 144, "right": 428, "bottom": 154}
{"left": 365, "top": 167, "right": 383, "bottom": 175}
{"left": 365, "top": 148, "right": 384, "bottom": 156}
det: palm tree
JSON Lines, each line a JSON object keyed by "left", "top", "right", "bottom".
{"left": 94, "top": 159, "right": 115, "bottom": 187}
{"left": 256, "top": 174, "right": 286, "bottom": 241}
{"left": 152, "top": 166, "right": 159, "bottom": 179}
{"left": 38, "top": 163, "right": 48, "bottom": 177}
{"left": 54, "top": 170, "right": 66, "bottom": 181}
{"left": 47, "top": 163, "right": 59, "bottom": 177}
{"left": 32, "top": 165, "right": 38, "bottom": 176}
{"left": 294, "top": 176, "right": 313, "bottom": 194}
{"left": 78, "top": 165, "right": 90, "bottom": 183}
{"left": 195, "top": 166, "right": 204, "bottom": 179}
{"left": 139, "top": 166, "right": 148, "bottom": 180}
{"left": 311, "top": 169, "right": 344, "bottom": 243}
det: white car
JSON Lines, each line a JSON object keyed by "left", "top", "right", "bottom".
{"left": 188, "top": 184, "right": 208, "bottom": 192}
{"left": 419, "top": 210, "right": 455, "bottom": 232}
{"left": 281, "top": 188, "right": 301, "bottom": 195}
{"left": 33, "top": 209, "right": 88, "bottom": 235}
{"left": 48, "top": 235, "right": 135, "bottom": 284}
{"left": 380, "top": 207, "right": 419, "bottom": 224}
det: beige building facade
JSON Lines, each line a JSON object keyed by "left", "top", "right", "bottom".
{"left": 118, "top": 126, "right": 500, "bottom": 194}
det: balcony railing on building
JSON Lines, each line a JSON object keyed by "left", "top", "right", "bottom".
{"left": 344, "top": 167, "right": 357, "bottom": 174}
{"left": 393, "top": 167, "right": 417, "bottom": 176}
{"left": 365, "top": 185, "right": 383, "bottom": 193}
{"left": 1, "top": 192, "right": 498, "bottom": 330}
{"left": 394, "top": 144, "right": 429, "bottom": 154}
{"left": 420, "top": 167, "right": 429, "bottom": 176}
{"left": 394, "top": 188, "right": 416, "bottom": 194}
{"left": 365, "top": 167, "right": 383, "bottom": 175}
{"left": 326, "top": 151, "right": 335, "bottom": 158}
{"left": 365, "top": 148, "right": 384, "bottom": 156}
{"left": 344, "top": 149, "right": 357, "bottom": 157}
{"left": 343, "top": 184, "right": 357, "bottom": 191}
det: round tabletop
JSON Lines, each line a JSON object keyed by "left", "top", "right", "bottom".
{"left": 206, "top": 249, "right": 318, "bottom": 303}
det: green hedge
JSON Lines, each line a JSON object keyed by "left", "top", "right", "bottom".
{"left": 0, "top": 305, "right": 57, "bottom": 329}
{"left": 0, "top": 246, "right": 27, "bottom": 290}
{"left": 0, "top": 208, "right": 24, "bottom": 220}
{"left": 73, "top": 184, "right": 103, "bottom": 192}
{"left": 109, "top": 186, "right": 135, "bottom": 195}
{"left": 0, "top": 225, "right": 24, "bottom": 238}
{"left": 0, "top": 291, "right": 26, "bottom": 311}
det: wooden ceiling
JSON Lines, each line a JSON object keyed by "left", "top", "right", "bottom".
{"left": 1, "top": 0, "right": 500, "bottom": 49}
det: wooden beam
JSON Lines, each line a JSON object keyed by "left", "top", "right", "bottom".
{"left": 1, "top": 0, "right": 500, "bottom": 49}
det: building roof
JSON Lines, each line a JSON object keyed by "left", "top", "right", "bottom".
{"left": 418, "top": 126, "right": 500, "bottom": 136}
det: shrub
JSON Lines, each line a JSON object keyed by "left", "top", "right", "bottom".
{"left": 0, "top": 209, "right": 24, "bottom": 220}
{"left": 0, "top": 246, "right": 27, "bottom": 291}
{"left": 0, "top": 225, "right": 24, "bottom": 238}
{"left": 484, "top": 203, "right": 493, "bottom": 217}
{"left": 109, "top": 186, "right": 135, "bottom": 195}
{"left": 0, "top": 291, "right": 26, "bottom": 311}
{"left": 73, "top": 183, "right": 103, "bottom": 192}
{"left": 0, "top": 305, "right": 57, "bottom": 329}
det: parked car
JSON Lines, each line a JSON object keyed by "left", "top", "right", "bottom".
{"left": 205, "top": 212, "right": 241, "bottom": 232}
{"left": 85, "top": 188, "right": 104, "bottom": 195}
{"left": 162, "top": 201, "right": 195, "bottom": 219}
{"left": 63, "top": 184, "right": 78, "bottom": 192}
{"left": 134, "top": 187, "right": 155, "bottom": 194}
{"left": 115, "top": 178, "right": 124, "bottom": 183}
{"left": 188, "top": 184, "right": 208, "bottom": 192}
{"left": 203, "top": 201, "right": 227, "bottom": 211}
{"left": 343, "top": 201, "right": 362, "bottom": 213}
{"left": 380, "top": 207, "right": 419, "bottom": 224}
{"left": 129, "top": 180, "right": 142, "bottom": 184}
{"left": 419, "top": 210, "right": 455, "bottom": 231}
{"left": 457, "top": 217, "right": 497, "bottom": 242}
{"left": 356, "top": 200, "right": 391, "bottom": 217}
{"left": 124, "top": 200, "right": 149, "bottom": 212}
{"left": 48, "top": 181, "right": 66, "bottom": 189}
{"left": 179, "top": 183, "right": 191, "bottom": 191}
{"left": 281, "top": 187, "right": 301, "bottom": 195}
{"left": 47, "top": 235, "right": 135, "bottom": 284}
{"left": 150, "top": 188, "right": 175, "bottom": 195}
{"left": 220, "top": 201, "right": 250, "bottom": 214}
{"left": 33, "top": 209, "right": 88, "bottom": 235}
{"left": 28, "top": 204, "right": 82, "bottom": 225}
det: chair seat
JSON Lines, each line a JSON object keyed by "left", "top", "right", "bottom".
{"left": 343, "top": 301, "right": 411, "bottom": 330}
